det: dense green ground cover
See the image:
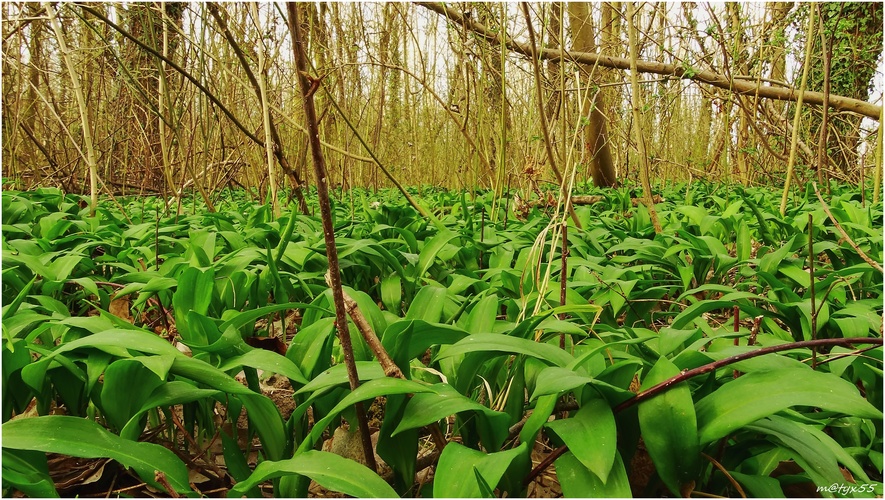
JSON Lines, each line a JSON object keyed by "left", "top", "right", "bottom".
{"left": 2, "top": 183, "right": 883, "bottom": 497}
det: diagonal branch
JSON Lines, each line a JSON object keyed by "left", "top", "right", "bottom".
{"left": 524, "top": 336, "right": 884, "bottom": 486}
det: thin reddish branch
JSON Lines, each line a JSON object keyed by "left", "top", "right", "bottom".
{"left": 524, "top": 336, "right": 883, "bottom": 485}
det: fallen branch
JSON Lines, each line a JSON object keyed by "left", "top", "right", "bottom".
{"left": 416, "top": 2, "right": 881, "bottom": 120}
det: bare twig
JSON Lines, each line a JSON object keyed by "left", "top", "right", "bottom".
{"left": 524, "top": 337, "right": 883, "bottom": 485}
{"left": 153, "top": 471, "right": 180, "bottom": 498}
{"left": 813, "top": 183, "right": 884, "bottom": 273}
{"left": 287, "top": 4, "right": 376, "bottom": 473}
{"left": 326, "top": 272, "right": 404, "bottom": 380}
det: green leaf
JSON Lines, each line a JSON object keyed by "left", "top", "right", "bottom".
{"left": 436, "top": 334, "right": 575, "bottom": 367}
{"left": 530, "top": 366, "right": 593, "bottom": 401}
{"left": 746, "top": 415, "right": 859, "bottom": 492}
{"left": 520, "top": 394, "right": 557, "bottom": 445}
{"left": 464, "top": 295, "right": 499, "bottom": 334}
{"left": 172, "top": 267, "right": 215, "bottom": 343}
{"left": 170, "top": 356, "right": 287, "bottom": 461}
{"left": 433, "top": 442, "right": 525, "bottom": 498}
{"left": 218, "top": 348, "right": 308, "bottom": 385}
{"left": 696, "top": 368, "right": 883, "bottom": 444}
{"left": 381, "top": 320, "right": 469, "bottom": 370}
{"left": 121, "top": 382, "right": 220, "bottom": 441}
{"left": 672, "top": 300, "right": 766, "bottom": 330}
{"left": 2, "top": 416, "right": 191, "bottom": 494}
{"left": 100, "top": 358, "right": 166, "bottom": 433}
{"left": 405, "top": 284, "right": 447, "bottom": 322}
{"left": 545, "top": 399, "right": 616, "bottom": 480}
{"left": 300, "top": 378, "right": 434, "bottom": 453}
{"left": 295, "top": 361, "right": 386, "bottom": 397}
{"left": 20, "top": 328, "right": 181, "bottom": 391}
{"left": 728, "top": 470, "right": 785, "bottom": 498}
{"left": 393, "top": 383, "right": 510, "bottom": 451}
{"left": 412, "top": 230, "right": 459, "bottom": 281}
{"left": 2, "top": 449, "right": 58, "bottom": 498}
{"left": 638, "top": 356, "right": 700, "bottom": 495}
{"left": 555, "top": 449, "right": 632, "bottom": 498}
{"left": 232, "top": 449, "right": 397, "bottom": 497}
{"left": 381, "top": 274, "right": 402, "bottom": 314}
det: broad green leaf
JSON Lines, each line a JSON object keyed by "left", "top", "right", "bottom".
{"left": 20, "top": 328, "right": 181, "bottom": 391}
{"left": 376, "top": 393, "right": 418, "bottom": 493}
{"left": 545, "top": 399, "right": 616, "bottom": 480}
{"left": 299, "top": 378, "right": 434, "bottom": 453}
{"left": 412, "top": 230, "right": 459, "bottom": 280}
{"left": 295, "top": 361, "right": 386, "bottom": 397}
{"left": 218, "top": 349, "right": 308, "bottom": 385}
{"left": 672, "top": 300, "right": 766, "bottom": 330}
{"left": 433, "top": 442, "right": 525, "bottom": 498}
{"left": 2, "top": 416, "right": 190, "bottom": 494}
{"left": 746, "top": 416, "right": 860, "bottom": 495}
{"left": 381, "top": 319, "right": 469, "bottom": 370}
{"left": 393, "top": 383, "right": 510, "bottom": 451}
{"left": 100, "top": 358, "right": 165, "bottom": 433}
{"left": 172, "top": 267, "right": 215, "bottom": 343}
{"left": 657, "top": 327, "right": 699, "bottom": 356}
{"left": 170, "top": 356, "right": 287, "bottom": 460}
{"left": 464, "top": 295, "right": 499, "bottom": 334}
{"left": 638, "top": 356, "right": 700, "bottom": 495}
{"left": 530, "top": 366, "right": 594, "bottom": 401}
{"left": 405, "top": 284, "right": 447, "bottom": 322}
{"left": 778, "top": 264, "right": 811, "bottom": 288}
{"left": 2, "top": 449, "right": 58, "bottom": 498}
{"left": 121, "top": 382, "right": 221, "bottom": 440}
{"left": 555, "top": 449, "right": 632, "bottom": 498}
{"left": 229, "top": 450, "right": 397, "bottom": 498}
{"left": 381, "top": 274, "right": 402, "bottom": 314}
{"left": 696, "top": 368, "right": 883, "bottom": 444}
{"left": 437, "top": 334, "right": 574, "bottom": 367}
{"left": 728, "top": 470, "right": 785, "bottom": 498}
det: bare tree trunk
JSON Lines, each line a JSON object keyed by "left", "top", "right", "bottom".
{"left": 627, "top": 2, "right": 662, "bottom": 233}
{"left": 567, "top": 2, "right": 618, "bottom": 187}
{"left": 44, "top": 2, "right": 99, "bottom": 215}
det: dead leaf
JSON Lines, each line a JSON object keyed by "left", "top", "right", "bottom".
{"left": 109, "top": 297, "right": 133, "bottom": 323}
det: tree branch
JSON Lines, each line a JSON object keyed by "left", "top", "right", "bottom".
{"left": 287, "top": 4, "right": 377, "bottom": 473}
{"left": 524, "top": 336, "right": 883, "bottom": 485}
{"left": 416, "top": 2, "right": 881, "bottom": 120}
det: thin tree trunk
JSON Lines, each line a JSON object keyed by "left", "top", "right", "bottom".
{"left": 627, "top": 2, "right": 662, "bottom": 233}
{"left": 286, "top": 2, "right": 377, "bottom": 474}
{"left": 567, "top": 2, "right": 618, "bottom": 187}
{"left": 780, "top": 5, "right": 815, "bottom": 216}
{"left": 252, "top": 3, "right": 279, "bottom": 216}
{"left": 44, "top": 2, "right": 99, "bottom": 216}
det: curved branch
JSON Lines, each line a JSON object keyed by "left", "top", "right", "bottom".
{"left": 524, "top": 336, "right": 884, "bottom": 486}
{"left": 416, "top": 2, "right": 881, "bottom": 120}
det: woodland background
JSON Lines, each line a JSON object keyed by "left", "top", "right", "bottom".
{"left": 2, "top": 2, "right": 883, "bottom": 206}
